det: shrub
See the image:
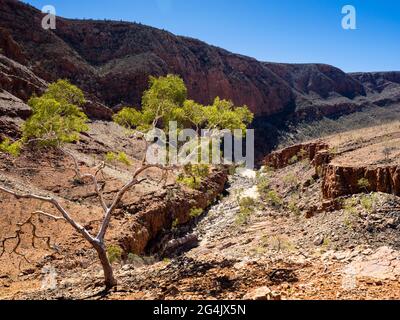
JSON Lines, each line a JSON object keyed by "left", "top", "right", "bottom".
{"left": 357, "top": 178, "right": 370, "bottom": 191}
{"left": 105, "top": 151, "right": 132, "bottom": 166}
{"left": 265, "top": 190, "right": 283, "bottom": 208}
{"left": 283, "top": 173, "right": 298, "bottom": 188}
{"left": 177, "top": 176, "right": 201, "bottom": 190}
{"left": 343, "top": 197, "right": 358, "bottom": 216}
{"left": 0, "top": 138, "right": 21, "bottom": 157}
{"left": 236, "top": 197, "right": 256, "bottom": 225}
{"left": 117, "top": 152, "right": 132, "bottom": 166}
{"left": 177, "top": 164, "right": 210, "bottom": 190}
{"left": 360, "top": 194, "right": 377, "bottom": 213}
{"left": 107, "top": 245, "right": 123, "bottom": 264}
{"left": 257, "top": 175, "right": 270, "bottom": 195}
{"left": 105, "top": 152, "right": 117, "bottom": 163}
{"left": 189, "top": 207, "right": 203, "bottom": 218}
{"left": 172, "top": 218, "right": 179, "bottom": 230}
{"left": 298, "top": 149, "right": 308, "bottom": 159}
{"left": 288, "top": 199, "right": 301, "bottom": 216}
{"left": 288, "top": 155, "right": 298, "bottom": 165}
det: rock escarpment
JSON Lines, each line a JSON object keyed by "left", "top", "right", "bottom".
{"left": 322, "top": 165, "right": 400, "bottom": 199}
{"left": 118, "top": 168, "right": 228, "bottom": 255}
{"left": 263, "top": 141, "right": 330, "bottom": 169}
{"left": 264, "top": 141, "right": 400, "bottom": 201}
{"left": 1, "top": 0, "right": 399, "bottom": 126}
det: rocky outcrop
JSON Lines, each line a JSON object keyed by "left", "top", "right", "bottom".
{"left": 322, "top": 165, "right": 400, "bottom": 199}
{"left": 264, "top": 140, "right": 400, "bottom": 201}
{"left": 263, "top": 141, "right": 330, "bottom": 169}
{"left": 118, "top": 168, "right": 228, "bottom": 255}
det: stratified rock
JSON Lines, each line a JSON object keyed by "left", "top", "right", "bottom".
{"left": 263, "top": 141, "right": 329, "bottom": 169}
{"left": 322, "top": 165, "right": 400, "bottom": 199}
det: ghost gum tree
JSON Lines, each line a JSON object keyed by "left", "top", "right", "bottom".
{"left": 0, "top": 75, "right": 253, "bottom": 289}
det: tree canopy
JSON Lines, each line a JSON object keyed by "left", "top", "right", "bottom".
{"left": 23, "top": 80, "right": 89, "bottom": 146}
{"left": 113, "top": 74, "right": 254, "bottom": 133}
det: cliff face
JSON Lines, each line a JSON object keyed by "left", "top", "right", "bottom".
{"left": 1, "top": 0, "right": 399, "bottom": 126}
{"left": 322, "top": 165, "right": 400, "bottom": 199}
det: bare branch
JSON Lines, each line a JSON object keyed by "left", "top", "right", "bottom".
{"left": 62, "top": 149, "right": 109, "bottom": 213}
{"left": 0, "top": 185, "right": 96, "bottom": 243}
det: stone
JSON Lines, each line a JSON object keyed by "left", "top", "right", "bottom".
{"left": 243, "top": 286, "right": 281, "bottom": 300}
{"left": 313, "top": 236, "right": 324, "bottom": 246}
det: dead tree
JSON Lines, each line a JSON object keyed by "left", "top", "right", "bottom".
{"left": 0, "top": 148, "right": 174, "bottom": 289}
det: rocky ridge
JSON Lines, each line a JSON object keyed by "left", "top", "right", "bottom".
{"left": 1, "top": 0, "right": 400, "bottom": 134}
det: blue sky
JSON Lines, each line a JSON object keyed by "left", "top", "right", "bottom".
{"left": 23, "top": 0, "right": 400, "bottom": 72}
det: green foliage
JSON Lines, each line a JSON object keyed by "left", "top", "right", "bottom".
{"left": 343, "top": 197, "right": 358, "bottom": 216}
{"left": 23, "top": 80, "right": 88, "bottom": 146}
{"left": 113, "top": 75, "right": 254, "bottom": 134}
{"left": 113, "top": 107, "right": 150, "bottom": 131}
{"left": 358, "top": 178, "right": 370, "bottom": 191}
{"left": 360, "top": 194, "right": 378, "bottom": 213}
{"left": 105, "top": 151, "right": 132, "bottom": 166}
{"left": 262, "top": 235, "right": 295, "bottom": 253}
{"left": 117, "top": 152, "right": 132, "bottom": 166}
{"left": 298, "top": 149, "right": 307, "bottom": 159}
{"left": 265, "top": 190, "right": 283, "bottom": 208}
{"left": 177, "top": 164, "right": 210, "bottom": 190}
{"left": 105, "top": 151, "right": 117, "bottom": 163}
{"left": 203, "top": 97, "right": 254, "bottom": 132}
{"left": 44, "top": 79, "right": 86, "bottom": 106}
{"left": 189, "top": 207, "right": 203, "bottom": 218}
{"left": 172, "top": 218, "right": 179, "bottom": 230}
{"left": 107, "top": 245, "right": 123, "bottom": 264}
{"left": 0, "top": 138, "right": 21, "bottom": 157}
{"left": 288, "top": 155, "right": 298, "bottom": 165}
{"left": 315, "top": 166, "right": 323, "bottom": 178}
{"left": 236, "top": 197, "right": 257, "bottom": 225}
{"left": 288, "top": 199, "right": 301, "bottom": 216}
{"left": 257, "top": 175, "right": 270, "bottom": 195}
{"left": 182, "top": 100, "right": 207, "bottom": 130}
{"left": 283, "top": 173, "right": 299, "bottom": 188}
{"left": 329, "top": 147, "right": 339, "bottom": 155}
{"left": 177, "top": 176, "right": 201, "bottom": 190}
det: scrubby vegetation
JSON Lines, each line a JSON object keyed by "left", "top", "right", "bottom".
{"left": 236, "top": 197, "right": 257, "bottom": 225}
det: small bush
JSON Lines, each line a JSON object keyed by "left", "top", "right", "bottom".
{"left": 360, "top": 194, "right": 377, "bottom": 213}
{"left": 177, "top": 176, "right": 201, "bottom": 190}
{"left": 189, "top": 207, "right": 203, "bottom": 218}
{"left": 265, "top": 190, "right": 283, "bottom": 208}
{"left": 0, "top": 138, "right": 21, "bottom": 157}
{"left": 288, "top": 155, "right": 298, "bottom": 165}
{"left": 236, "top": 197, "right": 256, "bottom": 225}
{"left": 283, "top": 173, "right": 298, "bottom": 188}
{"left": 177, "top": 164, "right": 210, "bottom": 190}
{"left": 257, "top": 176, "right": 270, "bottom": 194}
{"left": 288, "top": 199, "right": 301, "bottom": 216}
{"left": 117, "top": 152, "right": 132, "bottom": 166}
{"left": 172, "top": 218, "right": 179, "bottom": 230}
{"left": 107, "top": 245, "right": 123, "bottom": 264}
{"left": 343, "top": 197, "right": 358, "bottom": 216}
{"left": 105, "top": 151, "right": 132, "bottom": 166}
{"left": 358, "top": 178, "right": 370, "bottom": 191}
{"left": 105, "top": 151, "right": 117, "bottom": 163}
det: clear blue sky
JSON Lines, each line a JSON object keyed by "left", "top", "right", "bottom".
{"left": 23, "top": 0, "right": 400, "bottom": 72}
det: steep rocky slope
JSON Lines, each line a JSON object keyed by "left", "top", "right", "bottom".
{"left": 1, "top": 0, "right": 399, "bottom": 130}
